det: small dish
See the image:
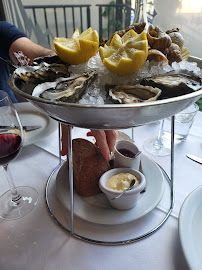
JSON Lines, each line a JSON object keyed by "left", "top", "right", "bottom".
{"left": 114, "top": 140, "right": 141, "bottom": 170}
{"left": 99, "top": 168, "right": 146, "bottom": 210}
{"left": 56, "top": 154, "right": 164, "bottom": 225}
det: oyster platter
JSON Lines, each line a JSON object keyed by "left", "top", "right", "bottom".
{"left": 9, "top": 23, "right": 202, "bottom": 129}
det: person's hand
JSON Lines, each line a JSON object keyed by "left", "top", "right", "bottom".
{"left": 86, "top": 130, "right": 118, "bottom": 161}
{"left": 61, "top": 124, "right": 118, "bottom": 161}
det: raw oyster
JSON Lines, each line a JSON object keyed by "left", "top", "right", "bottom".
{"left": 140, "top": 71, "right": 202, "bottom": 99}
{"left": 33, "top": 55, "right": 67, "bottom": 65}
{"left": 14, "top": 56, "right": 70, "bottom": 83}
{"left": 107, "top": 84, "right": 162, "bottom": 104}
{"left": 32, "top": 70, "right": 97, "bottom": 103}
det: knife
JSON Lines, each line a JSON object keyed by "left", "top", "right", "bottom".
{"left": 0, "top": 125, "right": 42, "bottom": 132}
{"left": 186, "top": 154, "right": 202, "bottom": 165}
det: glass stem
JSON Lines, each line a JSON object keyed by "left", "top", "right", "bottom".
{"left": 3, "top": 165, "right": 22, "bottom": 202}
{"left": 58, "top": 122, "right": 62, "bottom": 165}
{"left": 154, "top": 120, "right": 165, "bottom": 149}
{"left": 131, "top": 127, "right": 134, "bottom": 141}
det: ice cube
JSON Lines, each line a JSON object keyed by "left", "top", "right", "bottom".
{"left": 162, "top": 63, "right": 173, "bottom": 73}
{"left": 172, "top": 62, "right": 181, "bottom": 70}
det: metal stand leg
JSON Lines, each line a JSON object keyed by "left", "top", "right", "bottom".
{"left": 58, "top": 122, "right": 62, "bottom": 165}
{"left": 170, "top": 116, "right": 175, "bottom": 210}
{"left": 45, "top": 120, "right": 175, "bottom": 245}
{"left": 67, "top": 125, "right": 74, "bottom": 233}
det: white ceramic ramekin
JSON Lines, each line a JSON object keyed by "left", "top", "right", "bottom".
{"left": 114, "top": 140, "right": 141, "bottom": 170}
{"left": 99, "top": 168, "right": 146, "bottom": 210}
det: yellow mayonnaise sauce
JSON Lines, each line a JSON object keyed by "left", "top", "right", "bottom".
{"left": 106, "top": 173, "right": 139, "bottom": 191}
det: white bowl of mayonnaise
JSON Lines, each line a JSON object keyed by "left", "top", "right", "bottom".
{"left": 99, "top": 168, "right": 146, "bottom": 210}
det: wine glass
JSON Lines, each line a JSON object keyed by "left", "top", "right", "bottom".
{"left": 143, "top": 119, "right": 171, "bottom": 156}
{"left": 0, "top": 90, "right": 38, "bottom": 220}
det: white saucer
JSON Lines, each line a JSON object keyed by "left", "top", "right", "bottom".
{"left": 179, "top": 186, "right": 202, "bottom": 270}
{"left": 14, "top": 102, "right": 57, "bottom": 146}
{"left": 56, "top": 154, "right": 165, "bottom": 225}
{"left": 116, "top": 131, "right": 134, "bottom": 143}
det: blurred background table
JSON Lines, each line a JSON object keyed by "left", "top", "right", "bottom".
{"left": 0, "top": 106, "right": 201, "bottom": 270}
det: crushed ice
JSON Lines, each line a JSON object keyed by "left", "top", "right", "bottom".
{"left": 68, "top": 53, "right": 202, "bottom": 105}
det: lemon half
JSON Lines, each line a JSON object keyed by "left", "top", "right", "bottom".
{"left": 99, "top": 30, "right": 148, "bottom": 75}
{"left": 53, "top": 27, "right": 99, "bottom": 65}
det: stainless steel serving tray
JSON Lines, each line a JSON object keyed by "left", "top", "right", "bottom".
{"left": 8, "top": 56, "right": 202, "bottom": 129}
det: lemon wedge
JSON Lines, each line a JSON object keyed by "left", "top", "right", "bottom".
{"left": 53, "top": 27, "right": 99, "bottom": 65}
{"left": 99, "top": 30, "right": 148, "bottom": 75}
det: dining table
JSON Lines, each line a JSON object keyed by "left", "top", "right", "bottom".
{"left": 0, "top": 103, "right": 201, "bottom": 270}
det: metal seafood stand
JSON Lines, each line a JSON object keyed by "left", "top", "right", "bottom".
{"left": 8, "top": 56, "right": 202, "bottom": 245}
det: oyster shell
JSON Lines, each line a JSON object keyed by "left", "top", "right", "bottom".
{"left": 33, "top": 55, "right": 67, "bottom": 65}
{"left": 32, "top": 70, "right": 97, "bottom": 103}
{"left": 107, "top": 84, "right": 162, "bottom": 104}
{"left": 14, "top": 56, "right": 70, "bottom": 83}
{"left": 140, "top": 71, "right": 202, "bottom": 99}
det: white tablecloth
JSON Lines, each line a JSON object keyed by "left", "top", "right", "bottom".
{"left": 0, "top": 112, "right": 202, "bottom": 270}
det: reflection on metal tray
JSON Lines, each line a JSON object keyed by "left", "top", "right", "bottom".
{"left": 8, "top": 56, "right": 202, "bottom": 129}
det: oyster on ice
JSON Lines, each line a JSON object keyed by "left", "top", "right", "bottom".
{"left": 32, "top": 70, "right": 97, "bottom": 103}
{"left": 107, "top": 84, "right": 162, "bottom": 104}
{"left": 140, "top": 71, "right": 202, "bottom": 99}
{"left": 14, "top": 55, "right": 70, "bottom": 83}
{"left": 33, "top": 55, "right": 67, "bottom": 65}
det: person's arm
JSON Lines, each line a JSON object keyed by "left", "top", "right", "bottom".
{"left": 61, "top": 124, "right": 118, "bottom": 161}
{"left": 9, "top": 37, "right": 56, "bottom": 64}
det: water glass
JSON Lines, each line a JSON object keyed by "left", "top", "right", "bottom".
{"left": 162, "top": 103, "right": 199, "bottom": 142}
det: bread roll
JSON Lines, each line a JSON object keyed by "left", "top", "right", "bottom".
{"left": 71, "top": 138, "right": 110, "bottom": 197}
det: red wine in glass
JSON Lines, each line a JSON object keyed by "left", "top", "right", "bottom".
{"left": 0, "top": 133, "right": 22, "bottom": 166}
{"left": 0, "top": 90, "right": 38, "bottom": 220}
